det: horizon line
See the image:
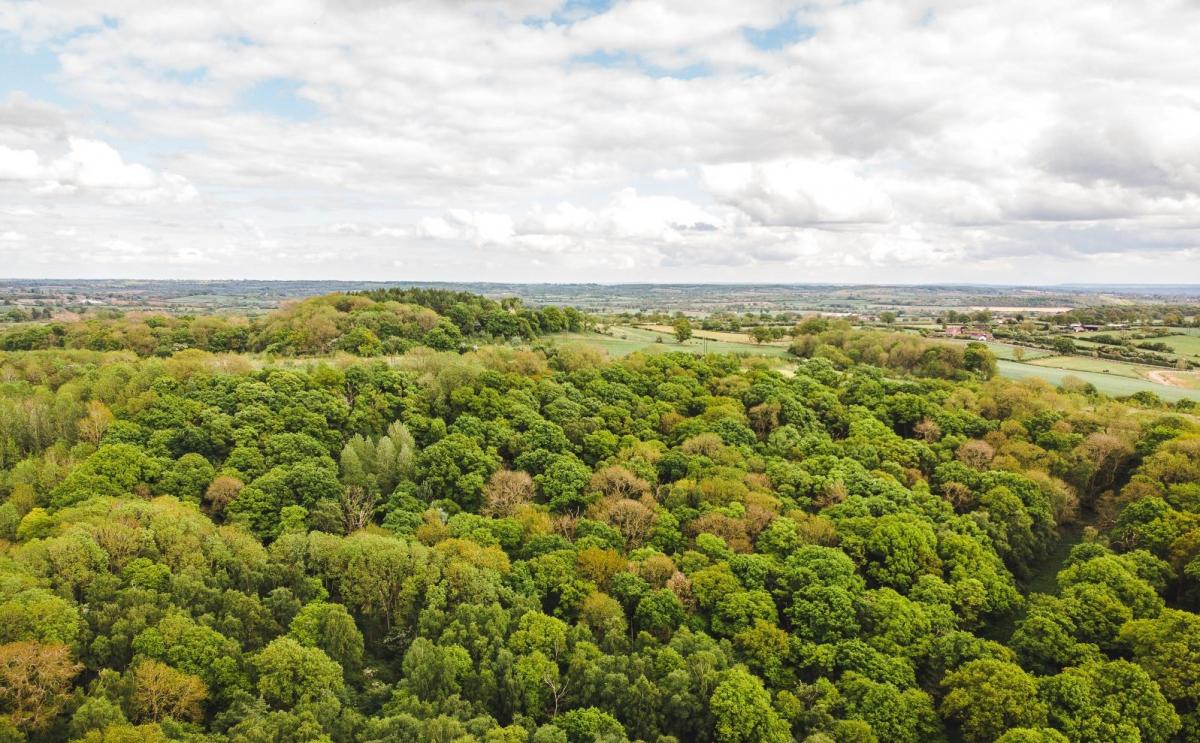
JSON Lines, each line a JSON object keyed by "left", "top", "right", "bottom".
{"left": 2, "top": 278, "right": 1200, "bottom": 290}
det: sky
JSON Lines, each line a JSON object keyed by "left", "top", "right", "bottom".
{"left": 1, "top": 0, "right": 1199, "bottom": 284}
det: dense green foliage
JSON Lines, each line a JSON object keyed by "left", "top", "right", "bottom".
{"left": 788, "top": 319, "right": 998, "bottom": 380}
{"left": 0, "top": 306, "right": 1198, "bottom": 741}
{"left": 0, "top": 291, "right": 587, "bottom": 357}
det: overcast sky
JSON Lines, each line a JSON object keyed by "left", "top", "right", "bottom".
{"left": 1, "top": 0, "right": 1198, "bottom": 283}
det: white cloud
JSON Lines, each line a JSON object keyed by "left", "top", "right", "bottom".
{"left": 517, "top": 188, "right": 724, "bottom": 240}
{"left": 703, "top": 160, "right": 894, "bottom": 225}
{"left": 0, "top": 0, "right": 1197, "bottom": 281}
{"left": 52, "top": 138, "right": 198, "bottom": 204}
{"left": 416, "top": 212, "right": 515, "bottom": 245}
{"left": 0, "top": 130, "right": 198, "bottom": 205}
{"left": 0, "top": 146, "right": 41, "bottom": 180}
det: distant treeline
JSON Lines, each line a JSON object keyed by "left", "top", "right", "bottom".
{"left": 993, "top": 329, "right": 1194, "bottom": 370}
{"left": 1053, "top": 305, "right": 1200, "bottom": 326}
{"left": 0, "top": 290, "right": 590, "bottom": 357}
{"left": 788, "top": 319, "right": 997, "bottom": 380}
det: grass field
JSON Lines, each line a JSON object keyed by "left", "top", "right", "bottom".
{"left": 1158, "top": 333, "right": 1200, "bottom": 358}
{"left": 938, "top": 339, "right": 1053, "bottom": 361}
{"left": 995, "top": 360, "right": 1200, "bottom": 402}
{"left": 938, "top": 339, "right": 1200, "bottom": 399}
{"left": 1025, "top": 354, "right": 1152, "bottom": 378}
{"left": 1077, "top": 329, "right": 1200, "bottom": 361}
{"left": 980, "top": 342, "right": 1053, "bottom": 361}
{"left": 1020, "top": 354, "right": 1200, "bottom": 389}
{"left": 549, "top": 326, "right": 792, "bottom": 359}
{"left": 549, "top": 327, "right": 1200, "bottom": 400}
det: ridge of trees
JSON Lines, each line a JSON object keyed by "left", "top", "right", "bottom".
{"left": 0, "top": 290, "right": 590, "bottom": 357}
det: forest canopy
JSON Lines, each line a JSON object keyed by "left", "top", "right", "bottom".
{"left": 0, "top": 290, "right": 588, "bottom": 357}
{"left": 0, "top": 291, "right": 1197, "bottom": 742}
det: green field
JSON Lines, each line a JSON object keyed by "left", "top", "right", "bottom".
{"left": 1025, "top": 354, "right": 1152, "bottom": 378}
{"left": 938, "top": 339, "right": 1053, "bottom": 361}
{"left": 1022, "top": 353, "right": 1200, "bottom": 390}
{"left": 900, "top": 343, "right": 1199, "bottom": 401}
{"left": 550, "top": 328, "right": 1200, "bottom": 400}
{"left": 548, "top": 326, "right": 792, "bottom": 359}
{"left": 1077, "top": 329, "right": 1200, "bottom": 361}
{"left": 1158, "top": 333, "right": 1200, "bottom": 358}
{"left": 996, "top": 360, "right": 1200, "bottom": 402}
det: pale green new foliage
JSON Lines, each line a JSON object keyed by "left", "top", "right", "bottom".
{"left": 864, "top": 514, "right": 941, "bottom": 591}
{"left": 1120, "top": 608, "right": 1200, "bottom": 708}
{"left": 288, "top": 601, "right": 364, "bottom": 672}
{"left": 401, "top": 637, "right": 472, "bottom": 701}
{"left": 312, "top": 532, "right": 426, "bottom": 634}
{"left": 0, "top": 587, "right": 82, "bottom": 647}
{"left": 709, "top": 668, "right": 790, "bottom": 743}
{"left": 252, "top": 636, "right": 344, "bottom": 708}
{"left": 339, "top": 421, "right": 414, "bottom": 496}
{"left": 941, "top": 659, "right": 1046, "bottom": 743}
{"left": 514, "top": 650, "right": 559, "bottom": 720}
{"left": 1039, "top": 660, "right": 1179, "bottom": 743}
{"left": 510, "top": 611, "right": 569, "bottom": 659}
{"left": 132, "top": 613, "right": 245, "bottom": 697}
{"left": 14, "top": 530, "right": 108, "bottom": 602}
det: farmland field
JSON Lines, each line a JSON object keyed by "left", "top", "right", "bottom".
{"left": 995, "top": 360, "right": 1200, "bottom": 401}
{"left": 551, "top": 329, "right": 1200, "bottom": 399}
{"left": 1077, "top": 329, "right": 1200, "bottom": 360}
{"left": 1157, "top": 333, "right": 1200, "bottom": 358}
{"left": 1021, "top": 353, "right": 1200, "bottom": 392}
{"left": 938, "top": 339, "right": 1053, "bottom": 361}
{"left": 1024, "top": 354, "right": 1153, "bottom": 378}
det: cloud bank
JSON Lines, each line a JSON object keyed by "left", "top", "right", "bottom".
{"left": 0, "top": 0, "right": 1198, "bottom": 282}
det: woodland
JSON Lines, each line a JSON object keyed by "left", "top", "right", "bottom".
{"left": 0, "top": 291, "right": 1198, "bottom": 742}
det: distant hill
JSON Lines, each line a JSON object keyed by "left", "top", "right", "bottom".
{"left": 0, "top": 290, "right": 589, "bottom": 356}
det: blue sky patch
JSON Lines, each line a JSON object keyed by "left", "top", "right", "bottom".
{"left": 525, "top": 0, "right": 614, "bottom": 28}
{"left": 743, "top": 14, "right": 815, "bottom": 50}
{"left": 0, "top": 34, "right": 67, "bottom": 104}
{"left": 557, "top": 0, "right": 614, "bottom": 19}
{"left": 165, "top": 67, "right": 208, "bottom": 85}
{"left": 238, "top": 78, "right": 319, "bottom": 120}
{"left": 570, "top": 50, "right": 711, "bottom": 80}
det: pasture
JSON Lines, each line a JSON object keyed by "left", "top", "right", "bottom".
{"left": 1157, "top": 332, "right": 1200, "bottom": 358}
{"left": 1025, "top": 354, "right": 1152, "bottom": 378}
{"left": 995, "top": 360, "right": 1200, "bottom": 402}
{"left": 937, "top": 339, "right": 1053, "bottom": 361}
{"left": 1077, "top": 329, "right": 1200, "bottom": 361}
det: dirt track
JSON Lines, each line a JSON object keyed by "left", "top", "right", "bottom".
{"left": 1147, "top": 369, "right": 1188, "bottom": 388}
